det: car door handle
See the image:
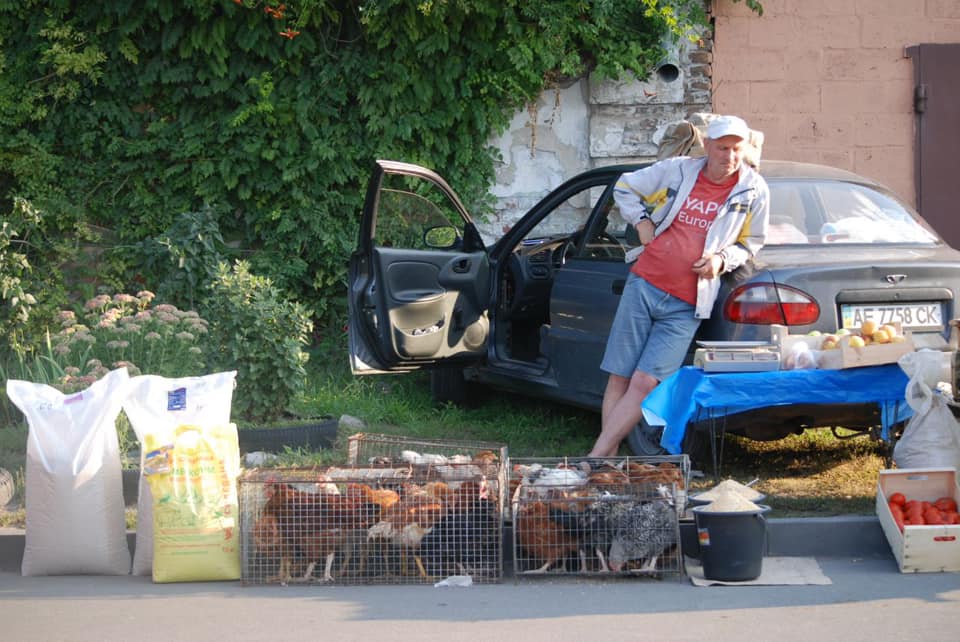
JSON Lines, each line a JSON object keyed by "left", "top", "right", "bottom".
{"left": 453, "top": 258, "right": 471, "bottom": 274}
{"left": 612, "top": 279, "right": 625, "bottom": 295}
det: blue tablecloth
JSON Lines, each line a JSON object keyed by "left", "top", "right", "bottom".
{"left": 642, "top": 364, "right": 913, "bottom": 455}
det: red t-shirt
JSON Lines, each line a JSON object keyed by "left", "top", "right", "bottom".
{"left": 631, "top": 171, "right": 738, "bottom": 305}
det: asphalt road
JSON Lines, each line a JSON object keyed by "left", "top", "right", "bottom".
{"left": 2, "top": 556, "right": 958, "bottom": 642}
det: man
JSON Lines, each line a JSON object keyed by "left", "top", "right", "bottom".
{"left": 588, "top": 115, "right": 770, "bottom": 457}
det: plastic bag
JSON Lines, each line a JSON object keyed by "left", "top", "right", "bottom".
{"left": 6, "top": 368, "right": 131, "bottom": 576}
{"left": 144, "top": 422, "right": 241, "bottom": 582}
{"left": 897, "top": 349, "right": 950, "bottom": 391}
{"left": 782, "top": 342, "right": 820, "bottom": 370}
{"left": 122, "top": 371, "right": 237, "bottom": 576}
{"left": 893, "top": 352, "right": 960, "bottom": 470}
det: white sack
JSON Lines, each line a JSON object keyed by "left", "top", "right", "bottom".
{"left": 897, "top": 349, "right": 951, "bottom": 392}
{"left": 6, "top": 367, "right": 132, "bottom": 576}
{"left": 893, "top": 351, "right": 960, "bottom": 471}
{"left": 122, "top": 371, "right": 237, "bottom": 576}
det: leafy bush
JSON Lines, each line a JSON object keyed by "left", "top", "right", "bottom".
{"left": 0, "top": 2, "right": 709, "bottom": 332}
{"left": 202, "top": 260, "right": 312, "bottom": 424}
{"left": 131, "top": 206, "right": 229, "bottom": 312}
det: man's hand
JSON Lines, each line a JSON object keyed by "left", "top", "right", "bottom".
{"left": 635, "top": 218, "right": 655, "bottom": 245}
{"left": 692, "top": 253, "right": 723, "bottom": 279}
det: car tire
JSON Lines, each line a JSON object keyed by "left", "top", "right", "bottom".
{"left": 626, "top": 418, "right": 668, "bottom": 456}
{"left": 430, "top": 368, "right": 470, "bottom": 406}
{"left": 627, "top": 417, "right": 713, "bottom": 470}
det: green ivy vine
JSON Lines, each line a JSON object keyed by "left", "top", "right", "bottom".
{"left": 0, "top": 0, "right": 722, "bottom": 337}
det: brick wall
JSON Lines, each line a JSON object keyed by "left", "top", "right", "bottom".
{"left": 711, "top": 0, "right": 960, "bottom": 206}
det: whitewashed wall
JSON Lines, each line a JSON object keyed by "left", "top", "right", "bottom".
{"left": 481, "top": 38, "right": 713, "bottom": 243}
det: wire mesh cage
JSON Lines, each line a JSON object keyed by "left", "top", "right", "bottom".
{"left": 240, "top": 464, "right": 504, "bottom": 585}
{"left": 346, "top": 432, "right": 510, "bottom": 518}
{"left": 510, "top": 454, "right": 691, "bottom": 513}
{"left": 509, "top": 455, "right": 687, "bottom": 578}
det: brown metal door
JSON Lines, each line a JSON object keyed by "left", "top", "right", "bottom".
{"left": 907, "top": 44, "right": 960, "bottom": 248}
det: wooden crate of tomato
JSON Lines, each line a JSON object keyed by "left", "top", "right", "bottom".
{"left": 876, "top": 468, "right": 960, "bottom": 573}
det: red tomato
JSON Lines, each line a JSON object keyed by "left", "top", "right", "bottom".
{"left": 934, "top": 497, "right": 958, "bottom": 512}
{"left": 888, "top": 492, "right": 907, "bottom": 506}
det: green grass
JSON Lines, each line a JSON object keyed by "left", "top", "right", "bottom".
{"left": 294, "top": 360, "right": 887, "bottom": 517}
{"left": 0, "top": 344, "right": 890, "bottom": 525}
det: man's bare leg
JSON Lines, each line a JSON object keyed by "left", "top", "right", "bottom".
{"left": 590, "top": 370, "right": 658, "bottom": 456}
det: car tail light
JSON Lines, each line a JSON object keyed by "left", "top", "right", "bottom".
{"left": 723, "top": 283, "right": 820, "bottom": 325}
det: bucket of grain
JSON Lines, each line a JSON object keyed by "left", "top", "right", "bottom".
{"left": 691, "top": 490, "right": 770, "bottom": 581}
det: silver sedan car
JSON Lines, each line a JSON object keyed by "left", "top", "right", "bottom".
{"left": 348, "top": 159, "right": 959, "bottom": 458}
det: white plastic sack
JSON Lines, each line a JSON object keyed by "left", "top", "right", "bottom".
{"left": 6, "top": 367, "right": 132, "bottom": 576}
{"left": 897, "top": 349, "right": 951, "bottom": 393}
{"left": 893, "top": 351, "right": 960, "bottom": 470}
{"left": 122, "top": 371, "right": 237, "bottom": 576}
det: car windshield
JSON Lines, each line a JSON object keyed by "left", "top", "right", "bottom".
{"left": 766, "top": 178, "right": 939, "bottom": 246}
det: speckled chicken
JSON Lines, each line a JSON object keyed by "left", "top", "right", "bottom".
{"left": 606, "top": 485, "right": 678, "bottom": 573}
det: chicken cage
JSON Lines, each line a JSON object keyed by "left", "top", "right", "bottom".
{"left": 510, "top": 455, "right": 688, "bottom": 578}
{"left": 239, "top": 463, "right": 505, "bottom": 585}
{"left": 347, "top": 432, "right": 510, "bottom": 518}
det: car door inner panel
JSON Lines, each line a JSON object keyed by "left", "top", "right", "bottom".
{"left": 374, "top": 247, "right": 489, "bottom": 360}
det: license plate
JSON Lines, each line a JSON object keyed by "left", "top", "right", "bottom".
{"left": 840, "top": 303, "right": 943, "bottom": 331}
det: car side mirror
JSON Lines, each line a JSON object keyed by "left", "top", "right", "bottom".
{"left": 423, "top": 224, "right": 460, "bottom": 249}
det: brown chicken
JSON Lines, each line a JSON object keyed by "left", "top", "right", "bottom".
{"left": 627, "top": 462, "right": 684, "bottom": 488}
{"left": 255, "top": 480, "right": 382, "bottom": 584}
{"left": 515, "top": 500, "right": 581, "bottom": 573}
{"left": 366, "top": 481, "right": 448, "bottom": 577}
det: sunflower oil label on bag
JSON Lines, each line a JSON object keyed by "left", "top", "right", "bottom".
{"left": 144, "top": 423, "right": 241, "bottom": 583}
{"left": 123, "top": 371, "right": 237, "bottom": 576}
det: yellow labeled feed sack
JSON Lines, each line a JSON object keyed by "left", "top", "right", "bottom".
{"left": 144, "top": 423, "right": 241, "bottom": 582}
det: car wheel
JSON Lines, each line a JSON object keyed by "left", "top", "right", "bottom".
{"left": 430, "top": 368, "right": 470, "bottom": 406}
{"left": 626, "top": 418, "right": 668, "bottom": 456}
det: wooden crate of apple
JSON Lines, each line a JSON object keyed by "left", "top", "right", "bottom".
{"left": 772, "top": 321, "right": 915, "bottom": 369}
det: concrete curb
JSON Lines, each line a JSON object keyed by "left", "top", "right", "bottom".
{"left": 0, "top": 515, "right": 892, "bottom": 575}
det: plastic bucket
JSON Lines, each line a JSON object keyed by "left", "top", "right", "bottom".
{"left": 679, "top": 519, "right": 700, "bottom": 559}
{"left": 692, "top": 504, "right": 770, "bottom": 581}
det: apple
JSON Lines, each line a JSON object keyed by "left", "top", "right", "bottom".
{"left": 860, "top": 320, "right": 878, "bottom": 336}
{"left": 890, "top": 334, "right": 907, "bottom": 343}
{"left": 821, "top": 338, "right": 839, "bottom": 350}
{"left": 836, "top": 328, "right": 852, "bottom": 336}
{"left": 808, "top": 330, "right": 822, "bottom": 337}
{"left": 880, "top": 323, "right": 898, "bottom": 337}
{"left": 848, "top": 335, "right": 866, "bottom": 348}
{"left": 872, "top": 329, "right": 891, "bottom": 344}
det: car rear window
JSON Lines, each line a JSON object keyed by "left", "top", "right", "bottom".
{"left": 766, "top": 179, "right": 939, "bottom": 246}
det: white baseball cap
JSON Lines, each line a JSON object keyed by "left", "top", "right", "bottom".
{"left": 706, "top": 115, "right": 751, "bottom": 141}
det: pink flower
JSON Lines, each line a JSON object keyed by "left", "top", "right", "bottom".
{"left": 84, "top": 294, "right": 111, "bottom": 310}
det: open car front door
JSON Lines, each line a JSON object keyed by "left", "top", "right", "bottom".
{"left": 348, "top": 160, "right": 491, "bottom": 374}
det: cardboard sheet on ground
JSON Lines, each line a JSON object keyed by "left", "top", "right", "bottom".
{"left": 685, "top": 556, "right": 832, "bottom": 586}
{"left": 643, "top": 365, "right": 913, "bottom": 455}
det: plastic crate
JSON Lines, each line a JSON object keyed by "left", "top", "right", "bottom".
{"left": 876, "top": 467, "right": 960, "bottom": 573}
{"left": 239, "top": 464, "right": 504, "bottom": 585}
